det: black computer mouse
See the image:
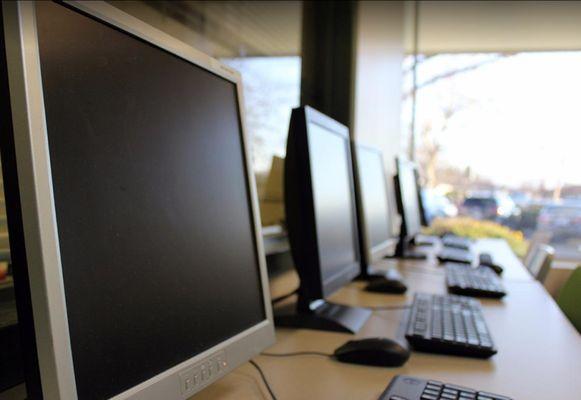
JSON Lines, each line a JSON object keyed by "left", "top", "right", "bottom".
{"left": 333, "top": 337, "right": 410, "bottom": 367}
{"left": 479, "top": 253, "right": 504, "bottom": 275}
{"left": 365, "top": 278, "right": 407, "bottom": 294}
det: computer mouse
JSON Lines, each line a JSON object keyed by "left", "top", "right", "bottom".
{"left": 365, "top": 278, "right": 407, "bottom": 294}
{"left": 479, "top": 253, "right": 504, "bottom": 275}
{"left": 333, "top": 337, "right": 410, "bottom": 367}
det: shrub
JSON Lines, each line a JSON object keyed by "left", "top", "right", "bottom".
{"left": 424, "top": 217, "right": 529, "bottom": 257}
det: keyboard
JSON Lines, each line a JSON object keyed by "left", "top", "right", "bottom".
{"left": 403, "top": 293, "right": 497, "bottom": 358}
{"left": 379, "top": 375, "right": 513, "bottom": 400}
{"left": 437, "top": 248, "right": 474, "bottom": 265}
{"left": 442, "top": 235, "right": 471, "bottom": 250}
{"left": 446, "top": 263, "right": 506, "bottom": 299}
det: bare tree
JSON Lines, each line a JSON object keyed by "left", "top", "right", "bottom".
{"left": 403, "top": 53, "right": 513, "bottom": 101}
{"left": 407, "top": 53, "right": 514, "bottom": 188}
{"left": 417, "top": 95, "right": 476, "bottom": 188}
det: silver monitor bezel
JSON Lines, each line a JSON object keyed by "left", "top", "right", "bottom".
{"left": 352, "top": 143, "right": 397, "bottom": 265}
{"left": 1, "top": 1, "right": 275, "bottom": 398}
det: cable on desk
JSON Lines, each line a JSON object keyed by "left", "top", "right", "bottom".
{"left": 249, "top": 359, "right": 277, "bottom": 400}
{"left": 261, "top": 351, "right": 332, "bottom": 358}
{"left": 271, "top": 288, "right": 299, "bottom": 305}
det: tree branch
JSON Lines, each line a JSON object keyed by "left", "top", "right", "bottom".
{"left": 403, "top": 53, "right": 516, "bottom": 100}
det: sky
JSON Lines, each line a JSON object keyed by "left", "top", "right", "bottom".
{"left": 410, "top": 52, "right": 581, "bottom": 189}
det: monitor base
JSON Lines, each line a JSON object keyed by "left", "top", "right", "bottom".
{"left": 389, "top": 237, "right": 429, "bottom": 260}
{"left": 412, "top": 236, "right": 437, "bottom": 247}
{"left": 362, "top": 268, "right": 408, "bottom": 294}
{"left": 385, "top": 251, "right": 427, "bottom": 260}
{"left": 274, "top": 300, "right": 372, "bottom": 333}
{"left": 356, "top": 268, "right": 402, "bottom": 281}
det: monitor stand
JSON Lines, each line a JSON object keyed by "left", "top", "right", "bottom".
{"left": 358, "top": 267, "right": 408, "bottom": 294}
{"left": 386, "top": 239, "right": 427, "bottom": 260}
{"left": 274, "top": 298, "right": 372, "bottom": 334}
{"left": 395, "top": 250, "right": 427, "bottom": 260}
{"left": 412, "top": 235, "right": 438, "bottom": 247}
{"left": 357, "top": 267, "right": 403, "bottom": 281}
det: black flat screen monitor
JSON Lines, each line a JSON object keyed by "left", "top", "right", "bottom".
{"left": 352, "top": 144, "right": 394, "bottom": 268}
{"left": 415, "top": 169, "right": 429, "bottom": 227}
{"left": 395, "top": 157, "right": 423, "bottom": 242}
{"left": 284, "top": 106, "right": 360, "bottom": 305}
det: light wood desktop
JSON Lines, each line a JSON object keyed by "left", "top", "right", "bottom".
{"left": 194, "top": 239, "right": 581, "bottom": 400}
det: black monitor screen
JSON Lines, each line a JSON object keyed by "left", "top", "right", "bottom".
{"left": 399, "top": 161, "right": 422, "bottom": 238}
{"left": 307, "top": 123, "right": 359, "bottom": 288}
{"left": 357, "top": 148, "right": 391, "bottom": 249}
{"left": 36, "top": 2, "right": 265, "bottom": 399}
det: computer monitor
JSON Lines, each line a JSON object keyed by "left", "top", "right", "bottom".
{"left": 351, "top": 144, "right": 397, "bottom": 270}
{"left": 0, "top": 2, "right": 274, "bottom": 399}
{"left": 414, "top": 168, "right": 430, "bottom": 227}
{"left": 278, "top": 106, "right": 371, "bottom": 333}
{"left": 394, "top": 157, "right": 425, "bottom": 258}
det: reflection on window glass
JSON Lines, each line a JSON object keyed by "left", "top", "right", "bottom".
{"left": 0, "top": 158, "right": 21, "bottom": 393}
{"left": 407, "top": 52, "right": 581, "bottom": 261}
{"left": 222, "top": 57, "right": 301, "bottom": 176}
{"left": 223, "top": 57, "right": 301, "bottom": 226}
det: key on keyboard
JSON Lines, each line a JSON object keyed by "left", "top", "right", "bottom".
{"left": 378, "top": 375, "right": 513, "bottom": 400}
{"left": 403, "top": 293, "right": 497, "bottom": 358}
{"left": 446, "top": 263, "right": 506, "bottom": 299}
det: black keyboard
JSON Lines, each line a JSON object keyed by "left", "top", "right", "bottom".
{"left": 442, "top": 235, "right": 471, "bottom": 250}
{"left": 437, "top": 248, "right": 474, "bottom": 265}
{"left": 403, "top": 293, "right": 497, "bottom": 358}
{"left": 379, "top": 375, "right": 513, "bottom": 400}
{"left": 446, "top": 263, "right": 506, "bottom": 299}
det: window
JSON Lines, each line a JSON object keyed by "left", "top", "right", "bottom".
{"left": 405, "top": 52, "right": 581, "bottom": 261}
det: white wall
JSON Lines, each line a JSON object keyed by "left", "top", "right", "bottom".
{"left": 407, "top": 1, "right": 581, "bottom": 54}
{"left": 352, "top": 0, "right": 406, "bottom": 235}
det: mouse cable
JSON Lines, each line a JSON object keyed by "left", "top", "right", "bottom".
{"left": 249, "top": 359, "right": 278, "bottom": 400}
{"left": 271, "top": 288, "right": 299, "bottom": 305}
{"left": 261, "top": 351, "right": 332, "bottom": 358}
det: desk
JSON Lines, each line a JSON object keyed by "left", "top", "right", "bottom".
{"left": 194, "top": 239, "right": 581, "bottom": 400}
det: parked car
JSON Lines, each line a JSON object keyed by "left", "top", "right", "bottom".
{"left": 510, "top": 191, "right": 532, "bottom": 208}
{"left": 459, "top": 193, "right": 520, "bottom": 222}
{"left": 421, "top": 190, "right": 458, "bottom": 224}
{"left": 537, "top": 201, "right": 581, "bottom": 240}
